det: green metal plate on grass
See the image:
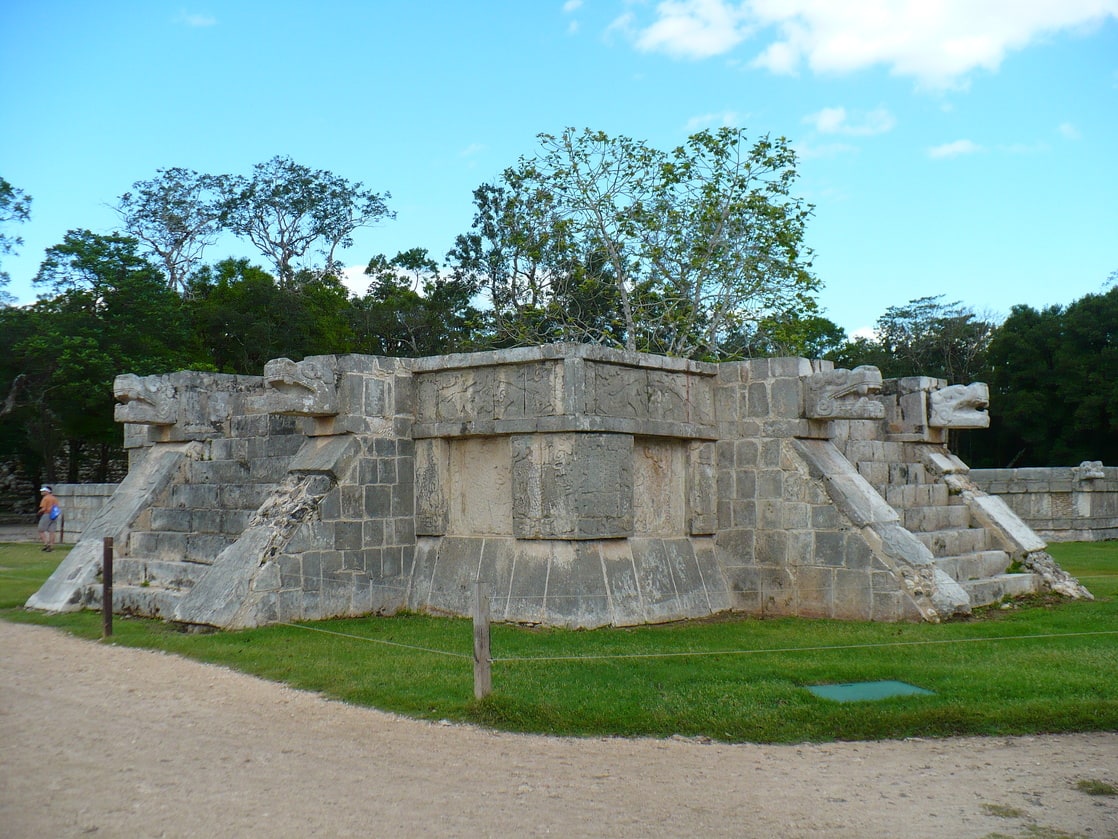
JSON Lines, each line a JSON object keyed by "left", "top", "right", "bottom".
{"left": 807, "top": 680, "right": 935, "bottom": 702}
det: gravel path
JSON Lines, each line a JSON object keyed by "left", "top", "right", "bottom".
{"left": 1, "top": 621, "right": 1116, "bottom": 838}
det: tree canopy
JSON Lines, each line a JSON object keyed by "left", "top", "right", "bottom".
{"left": 450, "top": 127, "right": 818, "bottom": 359}
{"left": 223, "top": 156, "right": 394, "bottom": 287}
{"left": 0, "top": 175, "right": 32, "bottom": 296}
{"left": 115, "top": 167, "right": 229, "bottom": 294}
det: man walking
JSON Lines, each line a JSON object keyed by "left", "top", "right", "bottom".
{"left": 37, "top": 486, "right": 60, "bottom": 552}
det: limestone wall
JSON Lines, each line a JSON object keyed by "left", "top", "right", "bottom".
{"left": 970, "top": 464, "right": 1118, "bottom": 541}
{"left": 29, "top": 343, "right": 1084, "bottom": 629}
{"left": 50, "top": 483, "right": 118, "bottom": 541}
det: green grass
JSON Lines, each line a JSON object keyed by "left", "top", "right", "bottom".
{"left": 1, "top": 539, "right": 1116, "bottom": 743}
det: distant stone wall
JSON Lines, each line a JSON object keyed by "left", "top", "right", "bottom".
{"left": 970, "top": 464, "right": 1118, "bottom": 542}
{"left": 51, "top": 483, "right": 118, "bottom": 541}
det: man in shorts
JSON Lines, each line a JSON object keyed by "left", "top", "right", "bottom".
{"left": 37, "top": 485, "right": 60, "bottom": 552}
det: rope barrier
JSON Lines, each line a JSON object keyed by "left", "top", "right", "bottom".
{"left": 277, "top": 619, "right": 1118, "bottom": 666}
{"left": 277, "top": 621, "right": 471, "bottom": 660}
{"left": 490, "top": 629, "right": 1118, "bottom": 663}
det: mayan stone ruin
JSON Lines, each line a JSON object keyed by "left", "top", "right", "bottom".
{"left": 27, "top": 343, "right": 1090, "bottom": 629}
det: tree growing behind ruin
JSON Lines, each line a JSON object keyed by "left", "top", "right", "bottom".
{"left": 449, "top": 127, "right": 818, "bottom": 359}
{"left": 222, "top": 156, "right": 394, "bottom": 288}
{"left": 0, "top": 176, "right": 32, "bottom": 299}
{"left": 0, "top": 230, "right": 196, "bottom": 484}
{"left": 983, "top": 286, "right": 1118, "bottom": 466}
{"left": 114, "top": 168, "right": 229, "bottom": 295}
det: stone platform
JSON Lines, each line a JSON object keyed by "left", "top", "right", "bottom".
{"left": 27, "top": 344, "right": 1089, "bottom": 629}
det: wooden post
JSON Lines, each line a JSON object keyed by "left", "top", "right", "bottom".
{"left": 472, "top": 580, "right": 492, "bottom": 699}
{"left": 101, "top": 537, "right": 113, "bottom": 639}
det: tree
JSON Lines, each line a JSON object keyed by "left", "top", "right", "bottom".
{"left": 223, "top": 156, "right": 394, "bottom": 287}
{"left": 447, "top": 180, "right": 622, "bottom": 348}
{"left": 450, "top": 127, "right": 818, "bottom": 358}
{"left": 831, "top": 296, "right": 994, "bottom": 384}
{"left": 984, "top": 288, "right": 1118, "bottom": 466}
{"left": 186, "top": 258, "right": 353, "bottom": 372}
{"left": 723, "top": 309, "right": 847, "bottom": 359}
{"left": 352, "top": 248, "right": 482, "bottom": 356}
{"left": 0, "top": 230, "right": 196, "bottom": 483}
{"left": 0, "top": 176, "right": 32, "bottom": 297}
{"left": 114, "top": 167, "right": 229, "bottom": 294}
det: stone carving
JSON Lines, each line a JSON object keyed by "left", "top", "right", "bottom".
{"left": 263, "top": 357, "right": 338, "bottom": 416}
{"left": 113, "top": 373, "right": 175, "bottom": 425}
{"left": 928, "top": 382, "right": 990, "bottom": 428}
{"left": 1075, "top": 460, "right": 1106, "bottom": 481}
{"left": 803, "top": 365, "right": 885, "bottom": 419}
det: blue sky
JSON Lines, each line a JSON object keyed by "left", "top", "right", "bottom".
{"left": 2, "top": 1, "right": 1116, "bottom": 336}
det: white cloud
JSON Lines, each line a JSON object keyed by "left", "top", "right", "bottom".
{"left": 627, "top": 0, "right": 754, "bottom": 59}
{"left": 803, "top": 106, "right": 895, "bottom": 136}
{"left": 175, "top": 10, "right": 216, "bottom": 27}
{"left": 459, "top": 143, "right": 486, "bottom": 158}
{"left": 928, "top": 139, "right": 983, "bottom": 158}
{"left": 563, "top": 0, "right": 583, "bottom": 11}
{"left": 341, "top": 265, "right": 369, "bottom": 297}
{"left": 621, "top": 0, "right": 1118, "bottom": 88}
{"left": 1059, "top": 122, "right": 1082, "bottom": 139}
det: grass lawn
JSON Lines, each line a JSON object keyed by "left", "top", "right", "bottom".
{"left": 1, "top": 539, "right": 1115, "bottom": 743}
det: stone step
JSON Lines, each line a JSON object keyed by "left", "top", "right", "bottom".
{"left": 883, "top": 483, "right": 950, "bottom": 508}
{"left": 128, "top": 530, "right": 237, "bottom": 564}
{"left": 857, "top": 461, "right": 929, "bottom": 488}
{"left": 933, "top": 550, "right": 1012, "bottom": 582}
{"left": 902, "top": 504, "right": 972, "bottom": 532}
{"left": 112, "top": 557, "right": 212, "bottom": 590}
{"left": 960, "top": 573, "right": 1041, "bottom": 608}
{"left": 845, "top": 440, "right": 906, "bottom": 464}
{"left": 87, "top": 583, "right": 184, "bottom": 620}
{"left": 914, "top": 528, "right": 990, "bottom": 557}
{"left": 148, "top": 506, "right": 256, "bottom": 536}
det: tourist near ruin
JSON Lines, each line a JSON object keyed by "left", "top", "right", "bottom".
{"left": 27, "top": 343, "right": 1090, "bottom": 629}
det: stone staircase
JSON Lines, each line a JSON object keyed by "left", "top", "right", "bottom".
{"left": 845, "top": 441, "right": 1039, "bottom": 608}
{"left": 86, "top": 451, "right": 285, "bottom": 619}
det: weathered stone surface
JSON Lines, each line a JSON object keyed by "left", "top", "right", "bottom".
{"left": 263, "top": 356, "right": 339, "bottom": 417}
{"left": 114, "top": 373, "right": 176, "bottom": 425}
{"left": 33, "top": 343, "right": 1081, "bottom": 629}
{"left": 802, "top": 366, "right": 885, "bottom": 420}
{"left": 26, "top": 442, "right": 203, "bottom": 612}
{"left": 928, "top": 382, "right": 990, "bottom": 428}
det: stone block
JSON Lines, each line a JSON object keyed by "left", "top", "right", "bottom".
{"left": 746, "top": 382, "right": 769, "bottom": 417}
{"left": 543, "top": 542, "right": 611, "bottom": 628}
{"left": 757, "top": 469, "right": 783, "bottom": 499}
{"left": 631, "top": 538, "right": 682, "bottom": 623}
{"left": 150, "top": 507, "right": 192, "bottom": 533}
{"left": 795, "top": 566, "right": 833, "bottom": 618}
{"left": 334, "top": 521, "right": 363, "bottom": 551}
{"left": 512, "top": 433, "right": 633, "bottom": 539}
{"left": 755, "top": 529, "right": 788, "bottom": 565}
{"left": 832, "top": 568, "right": 873, "bottom": 619}
{"left": 504, "top": 540, "right": 553, "bottom": 625}
{"left": 760, "top": 567, "right": 795, "bottom": 614}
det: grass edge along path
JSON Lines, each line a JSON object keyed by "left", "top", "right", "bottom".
{"left": 0, "top": 539, "right": 1115, "bottom": 743}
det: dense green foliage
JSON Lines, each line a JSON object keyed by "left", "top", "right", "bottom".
{"left": 0, "top": 176, "right": 32, "bottom": 295}
{"left": 449, "top": 127, "right": 818, "bottom": 358}
{"left": 2, "top": 540, "right": 1115, "bottom": 743}
{"left": 982, "top": 288, "right": 1118, "bottom": 467}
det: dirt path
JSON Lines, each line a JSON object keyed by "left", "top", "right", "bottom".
{"left": 1, "top": 621, "right": 1115, "bottom": 839}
